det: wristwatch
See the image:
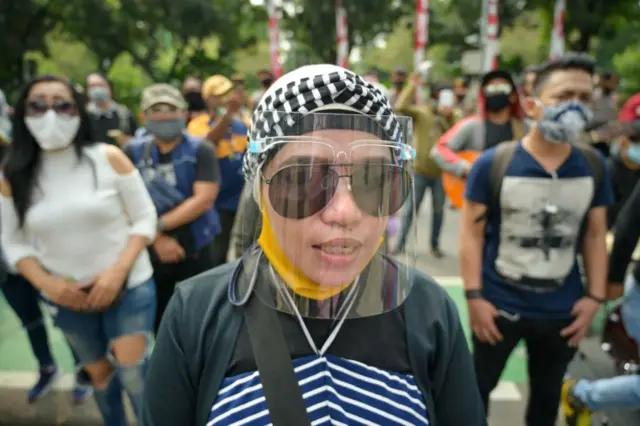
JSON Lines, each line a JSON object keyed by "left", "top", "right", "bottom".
{"left": 464, "top": 289, "right": 483, "bottom": 300}
{"left": 156, "top": 218, "right": 166, "bottom": 233}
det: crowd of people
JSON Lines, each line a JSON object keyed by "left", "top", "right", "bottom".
{"left": 0, "top": 53, "right": 637, "bottom": 426}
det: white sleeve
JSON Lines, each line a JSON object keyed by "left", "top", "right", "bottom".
{"left": 0, "top": 195, "right": 38, "bottom": 269}
{"left": 115, "top": 170, "right": 158, "bottom": 243}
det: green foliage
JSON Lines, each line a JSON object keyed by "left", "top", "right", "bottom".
{"left": 613, "top": 44, "right": 640, "bottom": 98}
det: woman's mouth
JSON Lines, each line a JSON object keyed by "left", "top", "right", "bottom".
{"left": 312, "top": 239, "right": 361, "bottom": 266}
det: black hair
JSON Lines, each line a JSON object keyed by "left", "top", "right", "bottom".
{"left": 533, "top": 53, "right": 595, "bottom": 95}
{"left": 4, "top": 74, "right": 94, "bottom": 227}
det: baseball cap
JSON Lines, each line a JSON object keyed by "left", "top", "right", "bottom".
{"left": 202, "top": 75, "right": 234, "bottom": 98}
{"left": 141, "top": 83, "right": 186, "bottom": 111}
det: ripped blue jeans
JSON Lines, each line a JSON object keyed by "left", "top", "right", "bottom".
{"left": 43, "top": 278, "right": 156, "bottom": 426}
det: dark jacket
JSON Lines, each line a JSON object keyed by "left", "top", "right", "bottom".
{"left": 141, "top": 261, "right": 486, "bottom": 426}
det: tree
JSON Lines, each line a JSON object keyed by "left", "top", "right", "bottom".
{"left": 530, "top": 0, "right": 640, "bottom": 53}
{"left": 280, "top": 0, "right": 409, "bottom": 64}
{"left": 0, "top": 0, "right": 57, "bottom": 99}
{"left": 57, "top": 0, "right": 266, "bottom": 81}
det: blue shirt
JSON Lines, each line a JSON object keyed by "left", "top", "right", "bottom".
{"left": 465, "top": 142, "right": 614, "bottom": 318}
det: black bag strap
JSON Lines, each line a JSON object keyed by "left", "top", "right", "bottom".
{"left": 487, "top": 140, "right": 519, "bottom": 216}
{"left": 244, "top": 286, "right": 312, "bottom": 425}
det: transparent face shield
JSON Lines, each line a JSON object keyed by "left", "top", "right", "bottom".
{"left": 234, "top": 113, "right": 417, "bottom": 320}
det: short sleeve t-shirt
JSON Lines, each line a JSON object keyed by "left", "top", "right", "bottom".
{"left": 464, "top": 141, "right": 614, "bottom": 318}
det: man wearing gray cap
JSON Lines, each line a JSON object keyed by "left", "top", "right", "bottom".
{"left": 124, "top": 83, "right": 222, "bottom": 332}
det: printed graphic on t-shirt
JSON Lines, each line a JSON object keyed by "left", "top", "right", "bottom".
{"left": 156, "top": 162, "right": 177, "bottom": 186}
{"left": 495, "top": 176, "right": 593, "bottom": 292}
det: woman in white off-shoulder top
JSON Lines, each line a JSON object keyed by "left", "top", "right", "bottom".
{"left": 0, "top": 75, "right": 157, "bottom": 426}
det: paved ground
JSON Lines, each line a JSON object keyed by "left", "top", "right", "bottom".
{"left": 0, "top": 200, "right": 638, "bottom": 425}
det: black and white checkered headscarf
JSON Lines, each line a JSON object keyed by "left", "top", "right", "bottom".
{"left": 243, "top": 64, "right": 404, "bottom": 182}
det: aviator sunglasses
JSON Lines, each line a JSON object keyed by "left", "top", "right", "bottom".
{"left": 26, "top": 100, "right": 78, "bottom": 117}
{"left": 263, "top": 159, "right": 411, "bottom": 220}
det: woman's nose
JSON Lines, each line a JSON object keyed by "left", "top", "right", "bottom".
{"left": 320, "top": 178, "right": 362, "bottom": 226}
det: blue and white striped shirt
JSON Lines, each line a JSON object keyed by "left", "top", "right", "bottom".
{"left": 208, "top": 354, "right": 429, "bottom": 425}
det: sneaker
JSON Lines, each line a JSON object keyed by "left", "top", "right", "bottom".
{"left": 27, "top": 365, "right": 59, "bottom": 403}
{"left": 72, "top": 369, "right": 93, "bottom": 404}
{"left": 561, "top": 379, "right": 592, "bottom": 426}
{"left": 431, "top": 247, "right": 444, "bottom": 259}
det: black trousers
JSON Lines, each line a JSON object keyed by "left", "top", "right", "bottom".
{"left": 212, "top": 209, "right": 237, "bottom": 266}
{"left": 473, "top": 315, "right": 577, "bottom": 426}
{"left": 151, "top": 242, "right": 217, "bottom": 333}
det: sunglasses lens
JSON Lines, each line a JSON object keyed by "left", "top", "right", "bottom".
{"left": 269, "top": 164, "right": 337, "bottom": 219}
{"left": 351, "top": 164, "right": 410, "bottom": 216}
{"left": 26, "top": 101, "right": 49, "bottom": 116}
{"left": 53, "top": 101, "right": 77, "bottom": 116}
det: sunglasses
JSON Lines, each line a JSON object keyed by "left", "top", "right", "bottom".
{"left": 26, "top": 100, "right": 78, "bottom": 117}
{"left": 263, "top": 161, "right": 411, "bottom": 219}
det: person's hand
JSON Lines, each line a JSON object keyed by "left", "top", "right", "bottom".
{"left": 468, "top": 298, "right": 503, "bottom": 345}
{"left": 43, "top": 277, "right": 90, "bottom": 311}
{"left": 410, "top": 72, "right": 424, "bottom": 87}
{"left": 606, "top": 283, "right": 624, "bottom": 301}
{"left": 86, "top": 263, "right": 129, "bottom": 310}
{"left": 460, "top": 161, "right": 472, "bottom": 179}
{"left": 153, "top": 234, "right": 186, "bottom": 264}
{"left": 560, "top": 297, "right": 602, "bottom": 347}
{"left": 225, "top": 90, "right": 246, "bottom": 114}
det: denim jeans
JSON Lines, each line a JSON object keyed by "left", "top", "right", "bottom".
{"left": 574, "top": 274, "right": 640, "bottom": 411}
{"left": 396, "top": 174, "right": 445, "bottom": 252}
{"left": 43, "top": 278, "right": 156, "bottom": 426}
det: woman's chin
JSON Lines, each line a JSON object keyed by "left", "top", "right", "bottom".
{"left": 302, "top": 260, "right": 364, "bottom": 288}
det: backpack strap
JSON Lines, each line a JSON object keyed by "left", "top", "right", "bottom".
{"left": 574, "top": 144, "right": 603, "bottom": 194}
{"left": 486, "top": 140, "right": 519, "bottom": 215}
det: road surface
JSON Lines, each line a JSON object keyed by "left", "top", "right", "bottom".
{"left": 0, "top": 200, "right": 638, "bottom": 425}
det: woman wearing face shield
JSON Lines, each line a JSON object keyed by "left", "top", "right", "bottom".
{"left": 0, "top": 75, "right": 158, "bottom": 425}
{"left": 141, "top": 65, "right": 486, "bottom": 426}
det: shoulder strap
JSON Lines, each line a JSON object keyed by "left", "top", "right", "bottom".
{"left": 487, "top": 140, "right": 519, "bottom": 213}
{"left": 244, "top": 288, "right": 312, "bottom": 425}
{"left": 574, "top": 144, "right": 603, "bottom": 194}
{"left": 142, "top": 139, "right": 154, "bottom": 169}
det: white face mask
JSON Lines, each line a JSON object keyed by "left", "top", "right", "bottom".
{"left": 24, "top": 110, "right": 80, "bottom": 151}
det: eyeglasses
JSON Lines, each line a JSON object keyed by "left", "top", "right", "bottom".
{"left": 26, "top": 100, "right": 78, "bottom": 117}
{"left": 263, "top": 161, "right": 411, "bottom": 219}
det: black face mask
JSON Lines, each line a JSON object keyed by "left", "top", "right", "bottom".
{"left": 261, "top": 78, "right": 273, "bottom": 88}
{"left": 185, "top": 92, "right": 206, "bottom": 111}
{"left": 602, "top": 87, "right": 613, "bottom": 96}
{"left": 394, "top": 81, "right": 405, "bottom": 90}
{"left": 484, "top": 93, "right": 511, "bottom": 112}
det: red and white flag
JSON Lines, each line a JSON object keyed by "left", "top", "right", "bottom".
{"left": 549, "top": 0, "right": 566, "bottom": 60}
{"left": 266, "top": 0, "right": 283, "bottom": 78}
{"left": 414, "top": 0, "right": 429, "bottom": 103}
{"left": 483, "top": 0, "right": 499, "bottom": 72}
{"left": 336, "top": 0, "right": 349, "bottom": 68}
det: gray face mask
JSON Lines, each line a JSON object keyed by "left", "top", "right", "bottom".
{"left": 146, "top": 118, "right": 185, "bottom": 142}
{"left": 535, "top": 100, "right": 593, "bottom": 144}
{"left": 88, "top": 87, "right": 110, "bottom": 103}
